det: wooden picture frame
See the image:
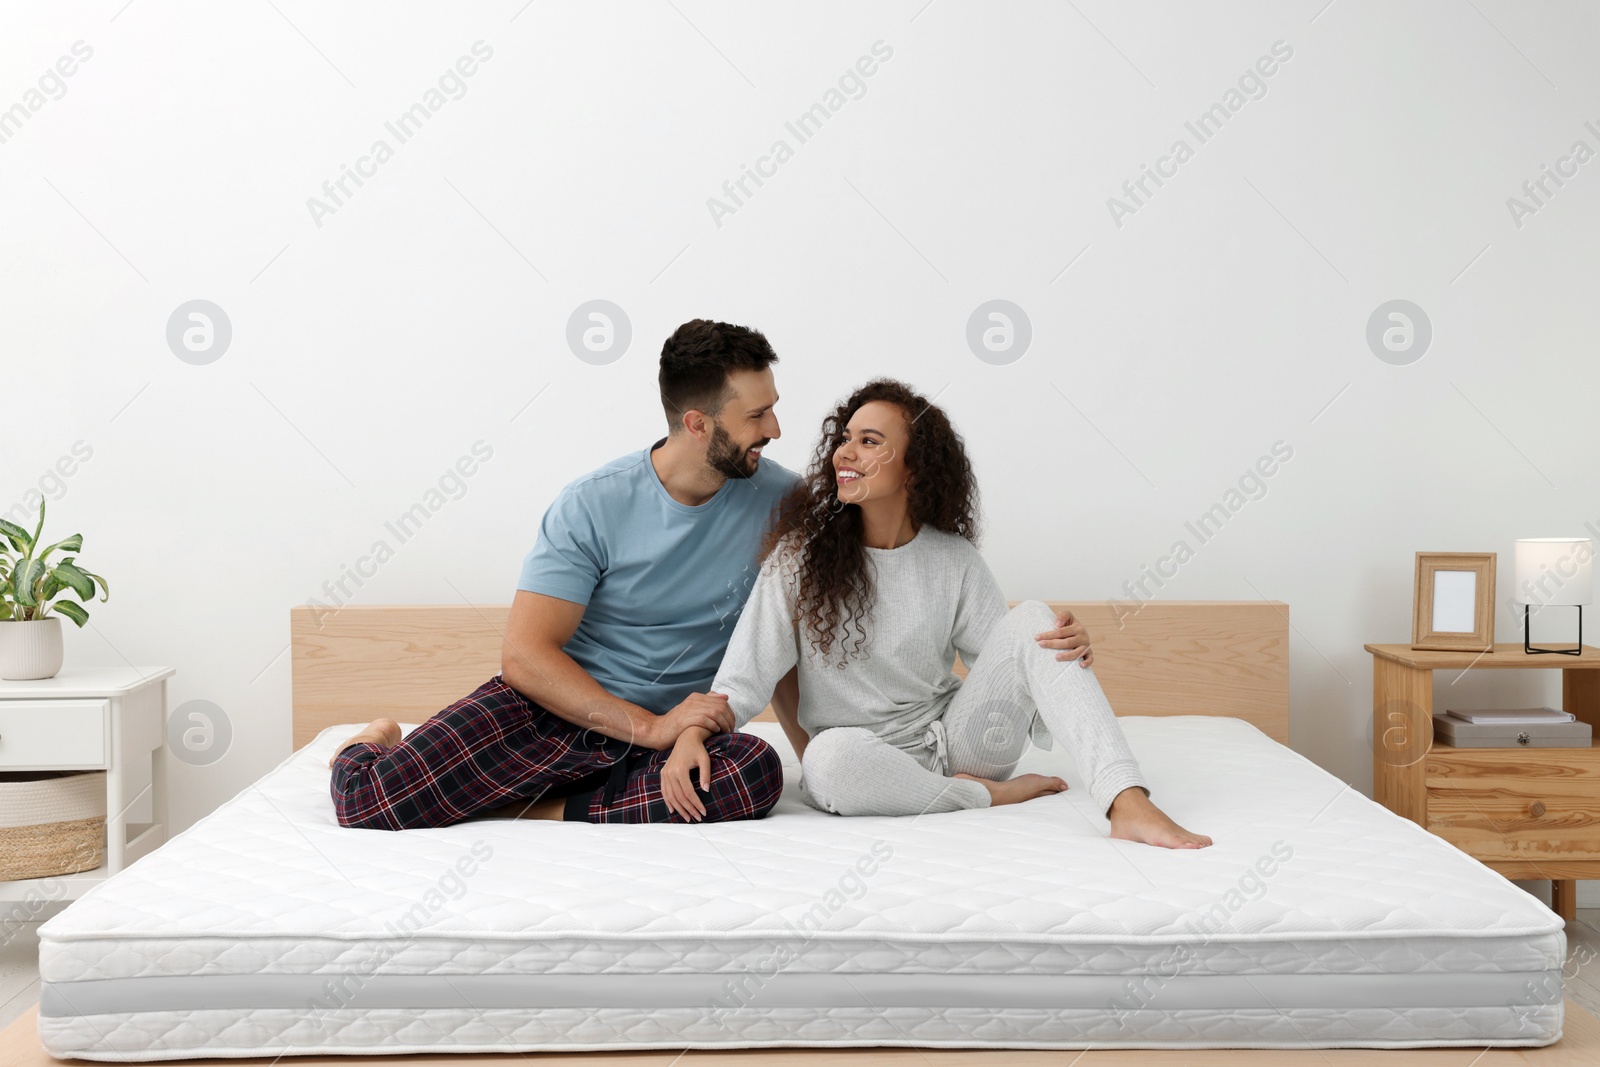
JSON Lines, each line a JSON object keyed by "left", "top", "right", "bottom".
{"left": 1412, "top": 551, "right": 1496, "bottom": 652}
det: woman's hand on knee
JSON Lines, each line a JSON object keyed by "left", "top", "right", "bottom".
{"left": 661, "top": 726, "right": 713, "bottom": 821}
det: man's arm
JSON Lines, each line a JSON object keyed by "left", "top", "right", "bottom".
{"left": 501, "top": 590, "right": 731, "bottom": 750}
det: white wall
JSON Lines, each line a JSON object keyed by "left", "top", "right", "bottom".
{"left": 4, "top": 2, "right": 1597, "bottom": 895}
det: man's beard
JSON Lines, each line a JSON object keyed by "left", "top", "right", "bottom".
{"left": 706, "top": 423, "right": 763, "bottom": 480}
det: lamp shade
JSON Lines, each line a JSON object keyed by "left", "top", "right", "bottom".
{"left": 1514, "top": 538, "right": 1593, "bottom": 606}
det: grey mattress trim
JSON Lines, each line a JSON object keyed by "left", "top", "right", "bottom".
{"left": 39, "top": 970, "right": 1561, "bottom": 1017}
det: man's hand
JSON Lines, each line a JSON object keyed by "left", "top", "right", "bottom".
{"left": 644, "top": 692, "right": 734, "bottom": 749}
{"left": 1035, "top": 609, "right": 1094, "bottom": 668}
{"left": 662, "top": 725, "right": 713, "bottom": 821}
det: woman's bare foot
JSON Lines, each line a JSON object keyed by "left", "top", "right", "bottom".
{"left": 1107, "top": 787, "right": 1212, "bottom": 849}
{"left": 327, "top": 718, "right": 401, "bottom": 768}
{"left": 954, "top": 771, "right": 1068, "bottom": 807}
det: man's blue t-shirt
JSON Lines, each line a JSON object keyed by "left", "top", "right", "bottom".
{"left": 517, "top": 439, "right": 802, "bottom": 715}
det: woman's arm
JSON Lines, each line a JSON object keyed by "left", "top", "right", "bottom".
{"left": 665, "top": 556, "right": 802, "bottom": 816}
{"left": 951, "top": 554, "right": 1095, "bottom": 668}
{"left": 709, "top": 550, "right": 801, "bottom": 730}
{"left": 951, "top": 552, "right": 1010, "bottom": 668}
{"left": 769, "top": 665, "right": 808, "bottom": 761}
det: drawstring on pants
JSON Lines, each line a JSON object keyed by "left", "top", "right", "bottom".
{"left": 921, "top": 719, "right": 950, "bottom": 776}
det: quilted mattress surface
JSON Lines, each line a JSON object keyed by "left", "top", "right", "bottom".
{"left": 36, "top": 715, "right": 1566, "bottom": 1058}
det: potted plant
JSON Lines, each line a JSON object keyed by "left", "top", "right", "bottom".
{"left": 0, "top": 499, "right": 110, "bottom": 680}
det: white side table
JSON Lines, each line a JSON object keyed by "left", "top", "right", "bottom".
{"left": 0, "top": 666, "right": 172, "bottom": 904}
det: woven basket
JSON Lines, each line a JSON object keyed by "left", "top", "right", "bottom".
{"left": 0, "top": 770, "right": 106, "bottom": 881}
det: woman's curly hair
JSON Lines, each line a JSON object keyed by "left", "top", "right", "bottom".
{"left": 761, "top": 378, "right": 979, "bottom": 665}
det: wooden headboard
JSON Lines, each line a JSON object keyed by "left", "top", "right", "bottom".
{"left": 291, "top": 601, "right": 1289, "bottom": 749}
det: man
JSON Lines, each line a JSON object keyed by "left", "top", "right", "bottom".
{"left": 329, "top": 319, "right": 797, "bottom": 827}
{"left": 329, "top": 319, "right": 1097, "bottom": 827}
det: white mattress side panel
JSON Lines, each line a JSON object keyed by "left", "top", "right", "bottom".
{"left": 36, "top": 931, "right": 1566, "bottom": 984}
{"left": 36, "top": 1002, "right": 1563, "bottom": 1061}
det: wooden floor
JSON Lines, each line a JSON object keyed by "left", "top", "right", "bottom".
{"left": 5, "top": 912, "right": 1600, "bottom": 1065}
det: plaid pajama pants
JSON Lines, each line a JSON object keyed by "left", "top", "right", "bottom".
{"left": 329, "top": 674, "right": 784, "bottom": 830}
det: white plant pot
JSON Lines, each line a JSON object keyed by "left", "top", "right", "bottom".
{"left": 0, "top": 617, "right": 65, "bottom": 680}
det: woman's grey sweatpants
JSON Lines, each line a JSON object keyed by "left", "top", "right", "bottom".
{"left": 799, "top": 600, "right": 1149, "bottom": 818}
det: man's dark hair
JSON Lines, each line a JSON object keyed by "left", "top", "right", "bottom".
{"left": 658, "top": 319, "right": 779, "bottom": 432}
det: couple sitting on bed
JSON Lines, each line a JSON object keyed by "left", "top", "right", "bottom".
{"left": 328, "top": 319, "right": 1209, "bottom": 849}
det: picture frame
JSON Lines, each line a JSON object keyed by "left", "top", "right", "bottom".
{"left": 1412, "top": 551, "right": 1496, "bottom": 652}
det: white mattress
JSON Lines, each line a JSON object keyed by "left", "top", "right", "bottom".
{"left": 37, "top": 716, "right": 1566, "bottom": 1059}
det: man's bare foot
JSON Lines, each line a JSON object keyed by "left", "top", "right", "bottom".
{"left": 327, "top": 718, "right": 402, "bottom": 768}
{"left": 954, "top": 772, "right": 1068, "bottom": 807}
{"left": 1107, "top": 787, "right": 1212, "bottom": 849}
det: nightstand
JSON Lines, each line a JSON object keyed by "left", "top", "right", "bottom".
{"left": 0, "top": 666, "right": 173, "bottom": 904}
{"left": 1365, "top": 643, "right": 1600, "bottom": 921}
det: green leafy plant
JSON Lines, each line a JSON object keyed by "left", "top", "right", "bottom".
{"left": 0, "top": 499, "right": 109, "bottom": 626}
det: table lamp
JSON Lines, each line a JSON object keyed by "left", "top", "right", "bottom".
{"left": 1514, "top": 537, "right": 1592, "bottom": 655}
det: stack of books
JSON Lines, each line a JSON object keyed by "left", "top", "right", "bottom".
{"left": 1433, "top": 707, "right": 1592, "bottom": 748}
{"left": 1446, "top": 707, "right": 1576, "bottom": 725}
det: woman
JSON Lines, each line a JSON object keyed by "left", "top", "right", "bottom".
{"left": 661, "top": 379, "right": 1211, "bottom": 849}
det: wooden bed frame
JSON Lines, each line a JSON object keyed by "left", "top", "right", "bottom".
{"left": 288, "top": 600, "right": 1291, "bottom": 748}
{"left": 9, "top": 598, "right": 1597, "bottom": 1062}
